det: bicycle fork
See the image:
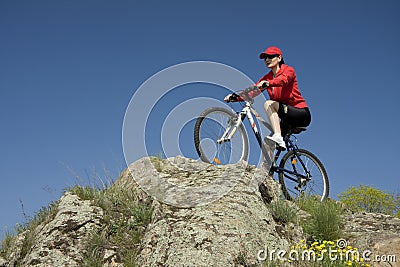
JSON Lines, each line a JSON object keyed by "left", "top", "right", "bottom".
{"left": 216, "top": 110, "right": 247, "bottom": 144}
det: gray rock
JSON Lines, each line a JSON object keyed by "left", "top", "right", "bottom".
{"left": 0, "top": 257, "right": 7, "bottom": 267}
{"left": 372, "top": 237, "right": 400, "bottom": 267}
{"left": 128, "top": 157, "right": 291, "bottom": 266}
{"left": 22, "top": 192, "right": 103, "bottom": 266}
{"left": 3, "top": 229, "right": 29, "bottom": 266}
{"left": 343, "top": 211, "right": 400, "bottom": 251}
{"left": 3, "top": 156, "right": 400, "bottom": 267}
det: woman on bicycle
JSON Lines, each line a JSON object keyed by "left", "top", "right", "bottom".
{"left": 224, "top": 46, "right": 311, "bottom": 149}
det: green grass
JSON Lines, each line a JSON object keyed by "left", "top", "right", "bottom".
{"left": 0, "top": 201, "right": 58, "bottom": 265}
{"left": 296, "top": 195, "right": 344, "bottom": 242}
{"left": 149, "top": 153, "right": 164, "bottom": 172}
{"left": 267, "top": 198, "right": 298, "bottom": 224}
{"left": 68, "top": 182, "right": 153, "bottom": 266}
{"left": 0, "top": 174, "right": 153, "bottom": 266}
{"left": 81, "top": 230, "right": 107, "bottom": 267}
{"left": 0, "top": 229, "right": 15, "bottom": 258}
{"left": 20, "top": 203, "right": 59, "bottom": 262}
{"left": 0, "top": 169, "right": 352, "bottom": 266}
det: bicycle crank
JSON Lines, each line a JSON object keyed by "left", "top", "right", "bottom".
{"left": 294, "top": 178, "right": 307, "bottom": 192}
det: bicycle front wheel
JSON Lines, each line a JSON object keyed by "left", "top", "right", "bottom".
{"left": 278, "top": 149, "right": 329, "bottom": 201}
{"left": 194, "top": 107, "right": 249, "bottom": 165}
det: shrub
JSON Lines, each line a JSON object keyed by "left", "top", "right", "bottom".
{"left": 297, "top": 195, "right": 343, "bottom": 242}
{"left": 267, "top": 198, "right": 298, "bottom": 224}
{"left": 338, "top": 184, "right": 399, "bottom": 215}
{"left": 69, "top": 183, "right": 153, "bottom": 266}
{"left": 0, "top": 229, "right": 14, "bottom": 258}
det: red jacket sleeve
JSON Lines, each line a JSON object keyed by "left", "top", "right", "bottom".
{"left": 230, "top": 65, "right": 295, "bottom": 102}
{"left": 268, "top": 65, "right": 295, "bottom": 87}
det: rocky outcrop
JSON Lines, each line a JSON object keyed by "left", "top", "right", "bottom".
{"left": 343, "top": 212, "right": 400, "bottom": 249}
{"left": 1, "top": 156, "right": 400, "bottom": 267}
{"left": 343, "top": 211, "right": 400, "bottom": 266}
{"left": 125, "top": 157, "right": 292, "bottom": 266}
{"left": 373, "top": 237, "right": 400, "bottom": 267}
{"left": 2, "top": 192, "right": 104, "bottom": 267}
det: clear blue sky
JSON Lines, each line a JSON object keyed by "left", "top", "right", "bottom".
{"left": 1, "top": 0, "right": 399, "bottom": 238}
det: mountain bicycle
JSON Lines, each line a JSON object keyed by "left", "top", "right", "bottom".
{"left": 193, "top": 86, "right": 329, "bottom": 201}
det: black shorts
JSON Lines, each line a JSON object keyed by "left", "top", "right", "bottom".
{"left": 278, "top": 103, "right": 311, "bottom": 132}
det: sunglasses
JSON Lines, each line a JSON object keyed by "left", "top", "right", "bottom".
{"left": 263, "top": 54, "right": 280, "bottom": 60}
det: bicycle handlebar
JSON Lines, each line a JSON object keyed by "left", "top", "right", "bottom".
{"left": 227, "top": 84, "right": 266, "bottom": 103}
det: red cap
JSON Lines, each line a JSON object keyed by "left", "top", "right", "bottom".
{"left": 259, "top": 46, "right": 283, "bottom": 59}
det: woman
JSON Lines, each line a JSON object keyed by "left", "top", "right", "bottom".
{"left": 224, "top": 46, "right": 311, "bottom": 149}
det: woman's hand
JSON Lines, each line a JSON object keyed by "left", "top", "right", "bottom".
{"left": 256, "top": 80, "right": 269, "bottom": 88}
{"left": 224, "top": 94, "right": 233, "bottom": 102}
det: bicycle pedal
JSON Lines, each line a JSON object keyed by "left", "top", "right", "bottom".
{"left": 268, "top": 164, "right": 276, "bottom": 176}
{"left": 299, "top": 178, "right": 307, "bottom": 186}
{"left": 294, "top": 185, "right": 304, "bottom": 192}
{"left": 276, "top": 146, "right": 286, "bottom": 151}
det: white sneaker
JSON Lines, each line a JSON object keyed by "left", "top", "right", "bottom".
{"left": 266, "top": 134, "right": 286, "bottom": 149}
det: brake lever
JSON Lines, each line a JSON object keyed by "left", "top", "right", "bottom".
{"left": 227, "top": 93, "right": 239, "bottom": 102}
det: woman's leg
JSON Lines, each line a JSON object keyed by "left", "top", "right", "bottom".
{"left": 264, "top": 100, "right": 282, "bottom": 136}
{"left": 264, "top": 100, "right": 286, "bottom": 149}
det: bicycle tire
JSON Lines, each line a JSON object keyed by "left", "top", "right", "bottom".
{"left": 194, "top": 107, "right": 249, "bottom": 165}
{"left": 278, "top": 149, "right": 329, "bottom": 201}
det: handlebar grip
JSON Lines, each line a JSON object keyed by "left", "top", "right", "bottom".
{"left": 228, "top": 93, "right": 240, "bottom": 102}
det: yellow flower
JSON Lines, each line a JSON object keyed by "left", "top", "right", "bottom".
{"left": 311, "top": 241, "right": 319, "bottom": 247}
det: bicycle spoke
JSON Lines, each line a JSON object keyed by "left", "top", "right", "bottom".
{"left": 194, "top": 107, "right": 248, "bottom": 165}
{"left": 279, "top": 149, "right": 329, "bottom": 201}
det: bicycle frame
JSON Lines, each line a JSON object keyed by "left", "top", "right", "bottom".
{"left": 218, "top": 101, "right": 273, "bottom": 163}
{"left": 195, "top": 88, "right": 328, "bottom": 200}
{"left": 221, "top": 100, "right": 311, "bottom": 185}
{"left": 270, "top": 138, "right": 311, "bottom": 183}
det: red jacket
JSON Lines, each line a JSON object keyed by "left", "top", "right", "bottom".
{"left": 239, "top": 64, "right": 308, "bottom": 109}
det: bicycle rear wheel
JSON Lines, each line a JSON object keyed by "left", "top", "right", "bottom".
{"left": 194, "top": 107, "right": 248, "bottom": 165}
{"left": 278, "top": 149, "right": 329, "bottom": 201}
